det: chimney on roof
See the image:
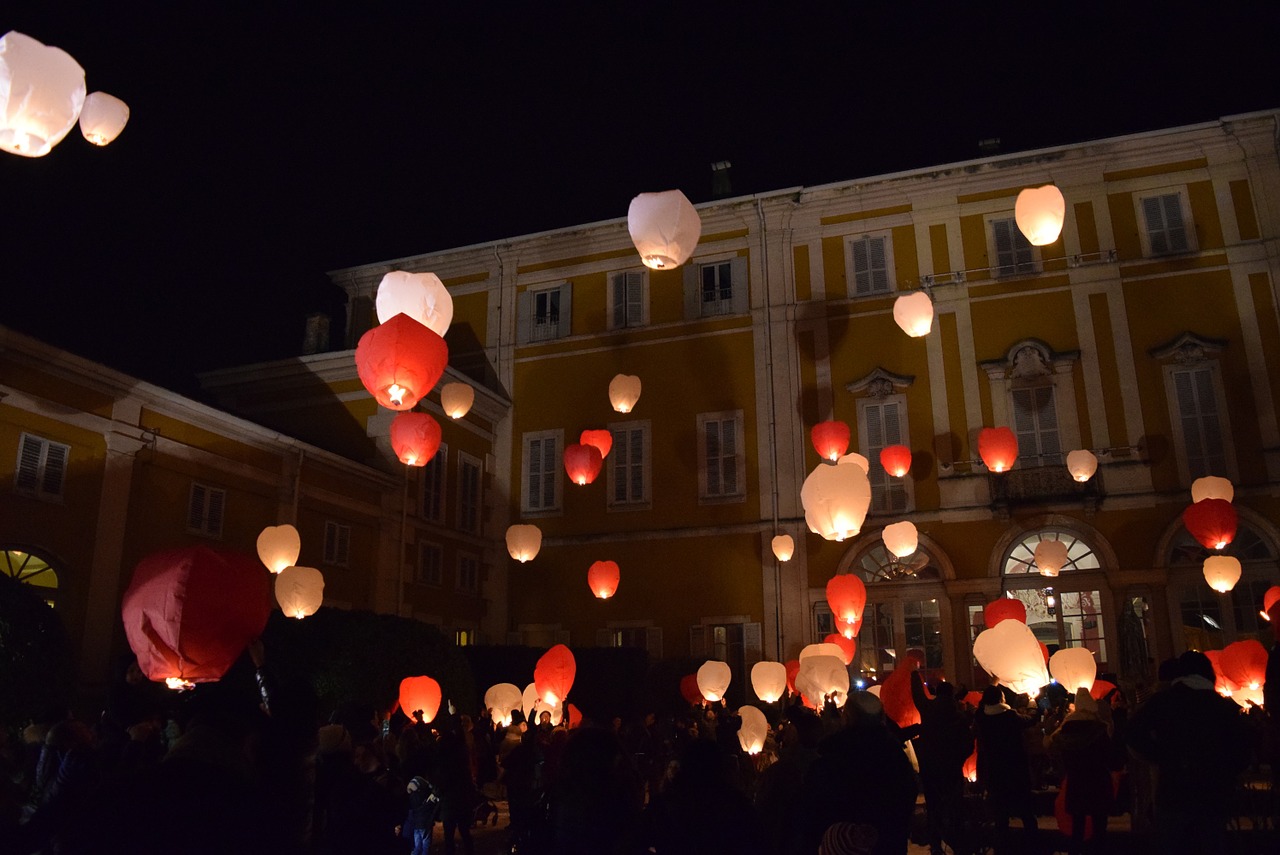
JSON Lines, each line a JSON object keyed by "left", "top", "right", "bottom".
{"left": 978, "top": 138, "right": 1002, "bottom": 155}
{"left": 302, "top": 312, "right": 331, "bottom": 355}
{"left": 711, "top": 160, "right": 732, "bottom": 199}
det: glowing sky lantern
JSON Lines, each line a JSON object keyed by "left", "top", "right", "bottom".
{"left": 1191, "top": 475, "right": 1234, "bottom": 504}
{"left": 484, "top": 683, "right": 523, "bottom": 727}
{"left": 973, "top": 619, "right": 1050, "bottom": 696}
{"left": 737, "top": 705, "right": 768, "bottom": 754}
{"left": 880, "top": 444, "right": 912, "bottom": 478}
{"left": 963, "top": 745, "right": 978, "bottom": 782}
{"left": 563, "top": 443, "right": 604, "bottom": 485}
{"left": 523, "top": 682, "right": 563, "bottom": 725}
{"left": 880, "top": 664, "right": 921, "bottom": 729}
{"left": 984, "top": 596, "right": 1027, "bottom": 628}
{"left": 274, "top": 565, "right": 324, "bottom": 619}
{"left": 826, "top": 574, "right": 868, "bottom": 635}
{"left": 440, "top": 382, "right": 474, "bottom": 419}
{"left": 796, "top": 654, "right": 849, "bottom": 708}
{"left": 800, "top": 642, "right": 847, "bottom": 661}
{"left": 375, "top": 270, "right": 454, "bottom": 337}
{"left": 78, "top": 91, "right": 128, "bottom": 145}
{"left": 1065, "top": 449, "right": 1098, "bottom": 483}
{"left": 256, "top": 524, "right": 301, "bottom": 574}
{"left": 823, "top": 633, "right": 856, "bottom": 666}
{"left": 390, "top": 412, "right": 442, "bottom": 467}
{"left": 587, "top": 560, "right": 620, "bottom": 599}
{"left": 750, "top": 661, "right": 788, "bottom": 703}
{"left": 1183, "top": 498, "right": 1237, "bottom": 550}
{"left": 893, "top": 291, "right": 935, "bottom": 337}
{"left": 355, "top": 313, "right": 448, "bottom": 411}
{"left": 627, "top": 190, "right": 701, "bottom": 269}
{"left": 579, "top": 429, "right": 613, "bottom": 459}
{"left": 534, "top": 644, "right": 576, "bottom": 707}
{"left": 1034, "top": 539, "right": 1069, "bottom": 578}
{"left": 841, "top": 452, "right": 870, "bottom": 473}
{"left": 811, "top": 420, "right": 851, "bottom": 462}
{"left": 1048, "top": 647, "right": 1096, "bottom": 694}
{"left": 802, "top": 456, "right": 872, "bottom": 541}
{"left": 882, "top": 521, "right": 918, "bottom": 559}
{"left": 1203, "top": 555, "right": 1242, "bottom": 593}
{"left": 609, "top": 374, "right": 642, "bottom": 413}
{"left": 696, "top": 660, "right": 732, "bottom": 703}
{"left": 506, "top": 524, "right": 542, "bottom": 562}
{"left": 1220, "top": 639, "right": 1267, "bottom": 695}
{"left": 398, "top": 675, "right": 442, "bottom": 723}
{"left": 771, "top": 534, "right": 794, "bottom": 562}
{"left": 0, "top": 32, "right": 86, "bottom": 158}
{"left": 1014, "top": 184, "right": 1066, "bottom": 246}
{"left": 978, "top": 427, "right": 1019, "bottom": 473}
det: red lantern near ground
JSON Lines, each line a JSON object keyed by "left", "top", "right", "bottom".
{"left": 1183, "top": 499, "right": 1238, "bottom": 550}
{"left": 121, "top": 546, "right": 271, "bottom": 687}
{"left": 1089, "top": 680, "right": 1117, "bottom": 702}
{"left": 355, "top": 313, "right": 449, "bottom": 411}
{"left": 398, "top": 676, "right": 442, "bottom": 724}
{"left": 811, "top": 420, "right": 851, "bottom": 462}
{"left": 978, "top": 427, "right": 1019, "bottom": 473}
{"left": 881, "top": 664, "right": 921, "bottom": 729}
{"left": 826, "top": 574, "right": 868, "bottom": 634}
{"left": 880, "top": 445, "right": 912, "bottom": 478}
{"left": 963, "top": 744, "right": 978, "bottom": 782}
{"left": 984, "top": 597, "right": 1027, "bottom": 629}
{"left": 534, "top": 644, "right": 576, "bottom": 707}
{"left": 1221, "top": 639, "right": 1268, "bottom": 691}
{"left": 563, "top": 443, "right": 603, "bottom": 486}
{"left": 579, "top": 429, "right": 613, "bottom": 459}
{"left": 680, "top": 673, "right": 704, "bottom": 706}
{"left": 390, "top": 412, "right": 442, "bottom": 466}
{"left": 823, "top": 633, "right": 856, "bottom": 666}
{"left": 587, "top": 560, "right": 620, "bottom": 599}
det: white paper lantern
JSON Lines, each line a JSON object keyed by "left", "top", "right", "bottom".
{"left": 771, "top": 534, "right": 794, "bottom": 562}
{"left": 892, "top": 292, "right": 934, "bottom": 337}
{"left": 441, "top": 382, "right": 474, "bottom": 419}
{"left": 882, "top": 521, "right": 918, "bottom": 559}
{"left": 627, "top": 190, "right": 701, "bottom": 269}
{"left": 0, "top": 32, "right": 86, "bottom": 157}
{"left": 256, "top": 524, "right": 301, "bottom": 574}
{"left": 796, "top": 654, "right": 850, "bottom": 708}
{"left": 1066, "top": 449, "right": 1098, "bottom": 483}
{"left": 274, "top": 565, "right": 324, "bottom": 620}
{"left": 696, "top": 660, "right": 732, "bottom": 702}
{"left": 609, "top": 374, "right": 642, "bottom": 413}
{"left": 839, "top": 452, "right": 870, "bottom": 474}
{"left": 972, "top": 619, "right": 1050, "bottom": 697}
{"left": 750, "top": 661, "right": 788, "bottom": 703}
{"left": 506, "top": 524, "right": 542, "bottom": 562}
{"left": 801, "top": 455, "right": 872, "bottom": 542}
{"left": 484, "top": 683, "right": 523, "bottom": 727}
{"left": 1048, "top": 647, "right": 1096, "bottom": 695}
{"left": 1203, "top": 555, "right": 1242, "bottom": 593}
{"left": 78, "top": 91, "right": 128, "bottom": 146}
{"left": 799, "top": 642, "right": 847, "bottom": 661}
{"left": 522, "top": 682, "right": 562, "bottom": 726}
{"left": 375, "top": 270, "right": 454, "bottom": 337}
{"left": 1014, "top": 185, "right": 1066, "bottom": 246}
{"left": 737, "top": 705, "right": 768, "bottom": 755}
{"left": 1191, "top": 475, "right": 1234, "bottom": 504}
{"left": 1034, "top": 539, "right": 1069, "bottom": 577}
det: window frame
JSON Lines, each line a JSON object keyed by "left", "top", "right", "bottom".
{"left": 1136, "top": 189, "right": 1196, "bottom": 257}
{"left": 420, "top": 442, "right": 448, "bottom": 524}
{"left": 186, "top": 482, "right": 226, "bottom": 539}
{"left": 607, "top": 269, "right": 649, "bottom": 330}
{"left": 521, "top": 429, "right": 564, "bottom": 516}
{"left": 696, "top": 410, "right": 746, "bottom": 504}
{"left": 987, "top": 215, "right": 1040, "bottom": 278}
{"left": 856, "top": 394, "right": 913, "bottom": 514}
{"left": 456, "top": 451, "right": 483, "bottom": 535}
{"left": 456, "top": 551, "right": 480, "bottom": 594}
{"left": 14, "top": 432, "right": 69, "bottom": 502}
{"left": 683, "top": 254, "right": 749, "bottom": 320}
{"left": 1162, "top": 360, "right": 1236, "bottom": 486}
{"left": 1009, "top": 384, "right": 1063, "bottom": 468}
{"left": 415, "top": 540, "right": 444, "bottom": 586}
{"left": 606, "top": 419, "right": 651, "bottom": 510}
{"left": 323, "top": 520, "right": 351, "bottom": 567}
{"left": 517, "top": 282, "right": 573, "bottom": 344}
{"left": 846, "top": 232, "right": 895, "bottom": 297}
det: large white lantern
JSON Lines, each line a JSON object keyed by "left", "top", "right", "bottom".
{"left": 696, "top": 660, "right": 732, "bottom": 702}
{"left": 1065, "top": 449, "right": 1098, "bottom": 483}
{"left": 799, "top": 642, "right": 847, "bottom": 661}
{"left": 627, "top": 190, "right": 701, "bottom": 269}
{"left": 771, "top": 534, "right": 794, "bottom": 562}
{"left": 893, "top": 292, "right": 934, "bottom": 337}
{"left": 796, "top": 654, "right": 849, "bottom": 708}
{"left": 440, "top": 382, "right": 474, "bottom": 419}
{"left": 882, "top": 521, "right": 918, "bottom": 559}
{"left": 506, "top": 524, "right": 542, "bottom": 563}
{"left": 1014, "top": 185, "right": 1066, "bottom": 246}
{"left": 484, "top": 683, "right": 523, "bottom": 727}
{"left": 1048, "top": 647, "right": 1096, "bottom": 695}
{"left": 801, "top": 454, "right": 872, "bottom": 541}
{"left": 0, "top": 31, "right": 86, "bottom": 157}
{"left": 1033, "top": 539, "right": 1069, "bottom": 577}
{"left": 1191, "top": 475, "right": 1234, "bottom": 504}
{"left": 840, "top": 452, "right": 870, "bottom": 474}
{"left": 737, "top": 705, "right": 768, "bottom": 755}
{"left": 1203, "top": 555, "right": 1242, "bottom": 593}
{"left": 274, "top": 565, "right": 324, "bottom": 620}
{"left": 608, "top": 374, "right": 642, "bottom": 413}
{"left": 375, "top": 270, "right": 454, "bottom": 337}
{"left": 78, "top": 91, "right": 128, "bottom": 145}
{"left": 256, "top": 524, "right": 301, "bottom": 574}
{"left": 750, "top": 661, "right": 788, "bottom": 703}
{"left": 972, "top": 619, "right": 1050, "bottom": 697}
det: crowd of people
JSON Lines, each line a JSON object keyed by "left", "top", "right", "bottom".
{"left": 1, "top": 644, "right": 1276, "bottom": 855}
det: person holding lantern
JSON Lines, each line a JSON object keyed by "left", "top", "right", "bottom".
{"left": 974, "top": 685, "right": 1041, "bottom": 853}
{"left": 1045, "top": 688, "right": 1113, "bottom": 854}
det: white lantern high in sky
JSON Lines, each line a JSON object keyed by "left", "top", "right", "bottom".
{"left": 1033, "top": 539, "right": 1068, "bottom": 577}
{"left": 375, "top": 271, "right": 454, "bottom": 337}
{"left": 1048, "top": 647, "right": 1096, "bottom": 695}
{"left": 1014, "top": 185, "right": 1066, "bottom": 246}
{"left": 506, "top": 524, "right": 542, "bottom": 562}
{"left": 484, "top": 683, "right": 523, "bottom": 727}
{"left": 801, "top": 454, "right": 872, "bottom": 541}
{"left": 78, "top": 91, "right": 128, "bottom": 145}
{"left": 1065, "top": 449, "right": 1098, "bottom": 482}
{"left": 750, "top": 661, "right": 787, "bottom": 703}
{"left": 1191, "top": 475, "right": 1234, "bottom": 504}
{"left": 893, "top": 291, "right": 934, "bottom": 337}
{"left": 440, "top": 382, "right": 474, "bottom": 419}
{"left": 1203, "top": 555, "right": 1242, "bottom": 593}
{"left": 882, "top": 521, "right": 918, "bottom": 559}
{"left": 274, "top": 565, "right": 324, "bottom": 619}
{"left": 696, "top": 660, "right": 732, "bottom": 702}
{"left": 0, "top": 31, "right": 86, "bottom": 157}
{"left": 609, "top": 374, "right": 642, "bottom": 413}
{"left": 771, "top": 534, "right": 794, "bottom": 562}
{"left": 737, "top": 705, "right": 768, "bottom": 755}
{"left": 627, "top": 190, "right": 701, "bottom": 269}
{"left": 256, "top": 524, "right": 301, "bottom": 574}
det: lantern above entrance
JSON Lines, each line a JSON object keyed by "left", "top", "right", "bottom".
{"left": 256, "top": 524, "right": 301, "bottom": 574}
{"left": 882, "top": 521, "right": 918, "bottom": 559}
{"left": 1191, "top": 475, "right": 1234, "bottom": 504}
{"left": 390, "top": 412, "right": 442, "bottom": 467}
{"left": 355, "top": 313, "right": 449, "bottom": 411}
{"left": 1034, "top": 539, "right": 1069, "bottom": 577}
{"left": 440, "top": 382, "right": 474, "bottom": 419}
{"left": 771, "top": 534, "right": 795, "bottom": 562}
{"left": 627, "top": 190, "right": 701, "bottom": 269}
{"left": 811, "top": 421, "right": 851, "bottom": 462}
{"left": 1065, "top": 449, "right": 1098, "bottom": 483}
{"left": 484, "top": 683, "right": 523, "bottom": 727}
{"left": 609, "top": 374, "right": 642, "bottom": 413}
{"left": 1183, "top": 498, "right": 1237, "bottom": 550}
{"left": 893, "top": 291, "right": 935, "bottom": 338}
{"left": 0, "top": 32, "right": 86, "bottom": 158}
{"left": 563, "top": 443, "right": 603, "bottom": 486}
{"left": 579, "top": 429, "right": 613, "bottom": 460}
{"left": 696, "top": 660, "right": 732, "bottom": 703}
{"left": 973, "top": 619, "right": 1050, "bottom": 697}
{"left": 587, "top": 560, "right": 620, "bottom": 599}
{"left": 534, "top": 644, "right": 576, "bottom": 707}
{"left": 1203, "top": 555, "right": 1242, "bottom": 593}
{"left": 1048, "top": 647, "right": 1096, "bottom": 694}
{"left": 978, "top": 427, "right": 1019, "bottom": 473}
{"left": 506, "top": 524, "right": 542, "bottom": 562}
{"left": 274, "top": 565, "right": 324, "bottom": 620}
{"left": 880, "top": 445, "right": 912, "bottom": 478}
{"left": 750, "top": 661, "right": 788, "bottom": 703}
{"left": 826, "top": 574, "right": 868, "bottom": 634}
{"left": 375, "top": 271, "right": 454, "bottom": 337}
{"left": 802, "top": 455, "right": 872, "bottom": 541}
{"left": 984, "top": 596, "right": 1027, "bottom": 629}
{"left": 78, "top": 91, "right": 128, "bottom": 145}
{"left": 399, "top": 676, "right": 442, "bottom": 724}
{"left": 737, "top": 705, "right": 768, "bottom": 754}
{"left": 1014, "top": 185, "right": 1066, "bottom": 246}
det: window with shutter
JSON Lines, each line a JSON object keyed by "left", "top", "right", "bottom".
{"left": 1171, "top": 365, "right": 1227, "bottom": 478}
{"left": 1142, "top": 192, "right": 1190, "bottom": 255}
{"left": 850, "top": 235, "right": 891, "bottom": 295}
{"left": 1010, "top": 386, "right": 1062, "bottom": 466}
{"left": 14, "top": 434, "right": 70, "bottom": 501}
{"left": 861, "top": 400, "right": 909, "bottom": 513}
{"left": 523, "top": 431, "right": 562, "bottom": 513}
{"left": 187, "top": 483, "right": 226, "bottom": 537}
{"left": 608, "top": 421, "right": 649, "bottom": 507}
{"left": 992, "top": 217, "right": 1037, "bottom": 276}
{"left": 522, "top": 283, "right": 572, "bottom": 342}
{"left": 421, "top": 444, "right": 447, "bottom": 523}
{"left": 324, "top": 521, "right": 351, "bottom": 567}
{"left": 610, "top": 271, "right": 646, "bottom": 329}
{"left": 697, "top": 412, "right": 744, "bottom": 501}
{"left": 457, "top": 454, "right": 482, "bottom": 534}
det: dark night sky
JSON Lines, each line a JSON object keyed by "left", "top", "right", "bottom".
{"left": 3, "top": 2, "right": 1277, "bottom": 394}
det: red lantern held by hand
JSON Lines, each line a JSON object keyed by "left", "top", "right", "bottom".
{"left": 1220, "top": 639, "right": 1268, "bottom": 691}
{"left": 984, "top": 597, "right": 1027, "bottom": 629}
{"left": 978, "top": 427, "right": 1019, "bottom": 473}
{"left": 785, "top": 659, "right": 801, "bottom": 695}
{"left": 399, "top": 676, "right": 442, "bottom": 723}
{"left": 880, "top": 444, "right": 912, "bottom": 478}
{"left": 579, "top": 429, "right": 613, "bottom": 459}
{"left": 534, "top": 644, "right": 576, "bottom": 707}
{"left": 811, "top": 421, "right": 851, "bottom": 462}
{"left": 563, "top": 443, "right": 603, "bottom": 486}
{"left": 390, "top": 412, "right": 442, "bottom": 466}
{"left": 354, "top": 313, "right": 449, "bottom": 411}
{"left": 1183, "top": 498, "right": 1238, "bottom": 550}
{"left": 680, "top": 673, "right": 704, "bottom": 706}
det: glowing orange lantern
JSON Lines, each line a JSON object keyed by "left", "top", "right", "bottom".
{"left": 1088, "top": 679, "right": 1117, "bottom": 702}
{"left": 1220, "top": 639, "right": 1267, "bottom": 692}
{"left": 579, "top": 429, "right": 613, "bottom": 459}
{"left": 506, "top": 524, "right": 542, "bottom": 562}
{"left": 534, "top": 644, "right": 576, "bottom": 707}
{"left": 824, "top": 633, "right": 856, "bottom": 666}
{"left": 880, "top": 445, "right": 912, "bottom": 478}
{"left": 771, "top": 534, "right": 794, "bottom": 562}
{"left": 440, "top": 382, "right": 474, "bottom": 418}
{"left": 1203, "top": 555, "right": 1242, "bottom": 593}
{"left": 978, "top": 427, "right": 1019, "bottom": 473}
{"left": 256, "top": 524, "right": 301, "bottom": 574}
{"left": 963, "top": 744, "right": 978, "bottom": 782}
{"left": 274, "top": 565, "right": 324, "bottom": 619}
{"left": 1191, "top": 475, "right": 1234, "bottom": 504}
{"left": 355, "top": 313, "right": 449, "bottom": 411}
{"left": 390, "top": 412, "right": 442, "bottom": 466}
{"left": 587, "top": 560, "right": 620, "bottom": 599}
{"left": 563, "top": 443, "right": 603, "bottom": 486}
{"left": 697, "top": 660, "right": 732, "bottom": 703}
{"left": 750, "top": 661, "right": 788, "bottom": 703}
{"left": 984, "top": 597, "right": 1027, "bottom": 629}
{"left": 628, "top": 190, "right": 701, "bottom": 269}
{"left": 1065, "top": 449, "right": 1097, "bottom": 482}
{"left": 880, "top": 665, "right": 921, "bottom": 729}
{"left": 893, "top": 291, "right": 935, "bottom": 337}
{"left": 811, "top": 420, "right": 851, "bottom": 462}
{"left": 1183, "top": 498, "right": 1237, "bottom": 550}
{"left": 1264, "top": 586, "right": 1280, "bottom": 615}
{"left": 826, "top": 574, "right": 868, "bottom": 634}
{"left": 1014, "top": 185, "right": 1066, "bottom": 246}
{"left": 882, "top": 520, "right": 918, "bottom": 559}
{"left": 399, "top": 675, "right": 442, "bottom": 723}
{"left": 785, "top": 659, "right": 801, "bottom": 695}
{"left": 1034, "top": 539, "right": 1069, "bottom": 577}
{"left": 609, "top": 374, "right": 642, "bottom": 413}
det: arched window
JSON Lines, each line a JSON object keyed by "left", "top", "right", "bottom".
{"left": 1165, "top": 519, "right": 1278, "bottom": 650}
{"left": 1003, "top": 529, "right": 1101, "bottom": 575}
{"left": 1, "top": 549, "right": 59, "bottom": 608}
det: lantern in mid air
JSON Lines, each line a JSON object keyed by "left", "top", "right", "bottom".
{"left": 1184, "top": 499, "right": 1238, "bottom": 550}
{"left": 587, "top": 560, "right": 620, "bottom": 599}
{"left": 800, "top": 642, "right": 847, "bottom": 661}
{"left": 1066, "top": 449, "right": 1097, "bottom": 483}
{"left": 978, "top": 427, "right": 1019, "bottom": 473}
{"left": 608, "top": 374, "right": 642, "bottom": 413}
{"left": 274, "top": 565, "right": 324, "bottom": 619}
{"left": 579, "top": 429, "right": 613, "bottom": 459}
{"left": 1014, "top": 185, "right": 1066, "bottom": 246}
{"left": 880, "top": 445, "right": 912, "bottom": 478}
{"left": 390, "top": 412, "right": 442, "bottom": 466}
{"left": 802, "top": 455, "right": 872, "bottom": 541}
{"left": 484, "top": 683, "right": 523, "bottom": 727}
{"left": 771, "top": 534, "right": 794, "bottom": 562}
{"left": 737, "top": 705, "right": 768, "bottom": 754}
{"left": 750, "top": 661, "right": 788, "bottom": 703}
{"left": 882, "top": 521, "right": 918, "bottom": 559}
{"left": 1034, "top": 539, "right": 1069, "bottom": 578}
{"left": 376, "top": 270, "right": 453, "bottom": 337}
{"left": 399, "top": 675, "right": 443, "bottom": 724}
{"left": 984, "top": 596, "right": 1027, "bottom": 629}
{"left": 1048, "top": 647, "right": 1096, "bottom": 694}
{"left": 256, "top": 524, "right": 301, "bottom": 574}
{"left": 440, "top": 382, "right": 474, "bottom": 419}
{"left": 78, "top": 91, "right": 128, "bottom": 145}
{"left": 505, "top": 524, "right": 542, "bottom": 562}
{"left": 0, "top": 31, "right": 86, "bottom": 158}
{"left": 1203, "top": 555, "right": 1242, "bottom": 593}
{"left": 355, "top": 313, "right": 449, "bottom": 411}
{"left": 893, "top": 291, "right": 934, "bottom": 337}
{"left": 696, "top": 660, "right": 732, "bottom": 703}
{"left": 973, "top": 619, "right": 1050, "bottom": 697}
{"left": 563, "top": 443, "right": 603, "bottom": 486}
{"left": 826, "top": 574, "right": 868, "bottom": 634}
{"left": 534, "top": 644, "right": 576, "bottom": 708}
{"left": 811, "top": 421, "right": 851, "bottom": 462}
{"left": 796, "top": 655, "right": 849, "bottom": 708}
{"left": 1191, "top": 475, "right": 1234, "bottom": 504}
{"left": 823, "top": 633, "right": 856, "bottom": 666}
{"left": 627, "top": 190, "right": 701, "bottom": 269}
{"left": 842, "top": 452, "right": 870, "bottom": 473}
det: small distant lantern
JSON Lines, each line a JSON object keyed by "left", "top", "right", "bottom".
{"left": 563, "top": 443, "right": 603, "bottom": 486}
{"left": 826, "top": 573, "right": 868, "bottom": 635}
{"left": 505, "top": 524, "right": 542, "bottom": 562}
{"left": 750, "top": 661, "right": 788, "bottom": 703}
{"left": 534, "top": 644, "right": 576, "bottom": 708}
{"left": 355, "top": 313, "right": 449, "bottom": 411}
{"left": 823, "top": 633, "right": 856, "bottom": 666}
{"left": 1183, "top": 498, "right": 1238, "bottom": 550}
{"left": 882, "top": 521, "right": 918, "bottom": 559}
{"left": 1034, "top": 539, "right": 1069, "bottom": 578}
{"left": 893, "top": 291, "right": 934, "bottom": 337}
{"left": 375, "top": 271, "right": 454, "bottom": 337}
{"left": 627, "top": 190, "right": 702, "bottom": 269}
{"left": 587, "top": 560, "right": 620, "bottom": 599}
{"left": 484, "top": 683, "right": 523, "bottom": 727}
{"left": 978, "top": 427, "right": 1019, "bottom": 473}
{"left": 579, "top": 429, "right": 613, "bottom": 459}
{"left": 1048, "top": 647, "right": 1096, "bottom": 694}
{"left": 737, "top": 705, "right": 768, "bottom": 755}
{"left": 274, "top": 565, "right": 324, "bottom": 619}
{"left": 78, "top": 91, "right": 128, "bottom": 145}
{"left": 1014, "top": 185, "right": 1066, "bottom": 246}
{"left": 811, "top": 420, "right": 851, "bottom": 462}
{"left": 256, "top": 524, "right": 301, "bottom": 574}
{"left": 1191, "top": 475, "right": 1234, "bottom": 504}
{"left": 1203, "top": 555, "right": 1242, "bottom": 593}
{"left": 0, "top": 32, "right": 86, "bottom": 158}
{"left": 390, "top": 412, "right": 442, "bottom": 467}
{"left": 609, "top": 374, "right": 642, "bottom": 413}
{"left": 697, "top": 660, "right": 732, "bottom": 703}
{"left": 973, "top": 619, "right": 1050, "bottom": 697}
{"left": 440, "top": 382, "right": 474, "bottom": 419}
{"left": 984, "top": 596, "right": 1027, "bottom": 629}
{"left": 880, "top": 445, "right": 912, "bottom": 478}
{"left": 771, "top": 534, "right": 795, "bottom": 562}
{"left": 1065, "top": 449, "right": 1098, "bottom": 482}
{"left": 802, "top": 456, "right": 872, "bottom": 541}
{"left": 398, "top": 675, "right": 442, "bottom": 724}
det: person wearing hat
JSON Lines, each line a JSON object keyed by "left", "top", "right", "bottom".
{"left": 1046, "top": 688, "right": 1113, "bottom": 853}
{"left": 404, "top": 774, "right": 440, "bottom": 855}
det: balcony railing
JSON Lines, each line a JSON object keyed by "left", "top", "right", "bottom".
{"left": 989, "top": 461, "right": 1103, "bottom": 509}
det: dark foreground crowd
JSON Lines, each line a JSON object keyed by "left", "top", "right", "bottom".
{"left": 2, "top": 647, "right": 1277, "bottom": 855}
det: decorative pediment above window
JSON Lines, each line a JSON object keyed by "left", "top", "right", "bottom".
{"left": 1149, "top": 331, "right": 1227, "bottom": 365}
{"left": 846, "top": 367, "right": 915, "bottom": 399}
{"left": 981, "top": 339, "right": 1079, "bottom": 384}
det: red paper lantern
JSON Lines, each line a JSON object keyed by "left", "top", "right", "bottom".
{"left": 1183, "top": 499, "right": 1238, "bottom": 550}
{"left": 1220, "top": 639, "right": 1268, "bottom": 690}
{"left": 962, "top": 691, "right": 983, "bottom": 709}
{"left": 121, "top": 546, "right": 271, "bottom": 686}
{"left": 399, "top": 675, "right": 442, "bottom": 724}
{"left": 355, "top": 313, "right": 449, "bottom": 411}
{"left": 879, "top": 445, "right": 912, "bottom": 478}
{"left": 587, "top": 560, "right": 620, "bottom": 599}
{"left": 1264, "top": 586, "right": 1280, "bottom": 615}
{"left": 977, "top": 427, "right": 1019, "bottom": 473}
{"left": 563, "top": 443, "right": 603, "bottom": 486}
{"left": 880, "top": 665, "right": 921, "bottom": 729}
{"left": 565, "top": 704, "right": 583, "bottom": 729}
{"left": 1088, "top": 679, "right": 1117, "bottom": 702}
{"left": 963, "top": 744, "right": 978, "bottom": 782}
{"left": 811, "top": 420, "right": 851, "bottom": 462}
{"left": 826, "top": 574, "right": 868, "bottom": 634}
{"left": 785, "top": 659, "right": 801, "bottom": 695}
{"left": 579, "top": 429, "right": 613, "bottom": 459}
{"left": 680, "top": 673, "right": 704, "bottom": 706}
{"left": 823, "top": 633, "right": 856, "bottom": 666}
{"left": 984, "top": 597, "right": 1027, "bottom": 629}
{"left": 534, "top": 644, "right": 576, "bottom": 707}
{"left": 390, "top": 412, "right": 442, "bottom": 466}
{"left": 1038, "top": 642, "right": 1050, "bottom": 666}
